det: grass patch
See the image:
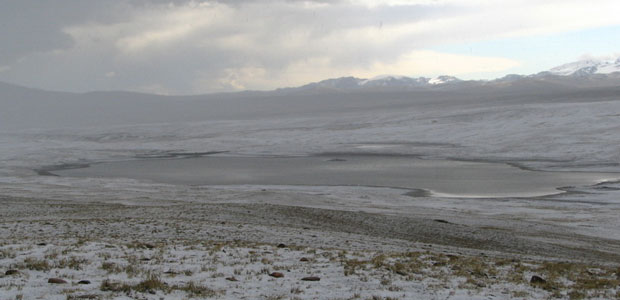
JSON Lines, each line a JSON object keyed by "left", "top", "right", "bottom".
{"left": 172, "top": 281, "right": 217, "bottom": 297}
{"left": 56, "top": 256, "right": 89, "bottom": 270}
{"left": 22, "top": 257, "right": 51, "bottom": 271}
{"left": 100, "top": 275, "right": 218, "bottom": 297}
{"left": 100, "top": 280, "right": 132, "bottom": 293}
{"left": 133, "top": 275, "right": 168, "bottom": 293}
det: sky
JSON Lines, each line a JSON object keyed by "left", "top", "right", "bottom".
{"left": 1, "top": 0, "right": 620, "bottom": 95}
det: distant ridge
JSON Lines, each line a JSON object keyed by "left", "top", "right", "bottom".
{"left": 2, "top": 55, "right": 620, "bottom": 96}
{"left": 278, "top": 55, "right": 620, "bottom": 92}
{"left": 2, "top": 56, "right": 620, "bottom": 130}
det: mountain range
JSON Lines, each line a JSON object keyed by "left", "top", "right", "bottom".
{"left": 280, "top": 55, "right": 620, "bottom": 92}
{"left": 1, "top": 55, "right": 620, "bottom": 130}
{"left": 2, "top": 55, "right": 620, "bottom": 96}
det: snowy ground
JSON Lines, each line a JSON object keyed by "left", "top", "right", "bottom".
{"left": 1, "top": 97, "right": 619, "bottom": 238}
{"left": 1, "top": 197, "right": 620, "bottom": 300}
{"left": 1, "top": 88, "right": 620, "bottom": 298}
{"left": 0, "top": 239, "right": 600, "bottom": 300}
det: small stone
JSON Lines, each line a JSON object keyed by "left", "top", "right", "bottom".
{"left": 77, "top": 280, "right": 91, "bottom": 285}
{"left": 301, "top": 276, "right": 320, "bottom": 281}
{"left": 135, "top": 242, "right": 155, "bottom": 249}
{"left": 277, "top": 243, "right": 287, "bottom": 248}
{"left": 395, "top": 270, "right": 407, "bottom": 276}
{"left": 225, "top": 277, "right": 238, "bottom": 282}
{"left": 530, "top": 275, "right": 546, "bottom": 284}
{"left": 299, "top": 257, "right": 309, "bottom": 262}
{"left": 48, "top": 278, "right": 67, "bottom": 284}
{"left": 269, "top": 272, "right": 284, "bottom": 278}
{"left": 328, "top": 158, "right": 346, "bottom": 162}
{"left": 5, "top": 270, "right": 19, "bottom": 275}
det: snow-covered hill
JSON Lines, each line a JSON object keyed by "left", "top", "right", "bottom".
{"left": 428, "top": 75, "right": 461, "bottom": 85}
{"left": 357, "top": 75, "right": 462, "bottom": 86}
{"left": 359, "top": 75, "right": 429, "bottom": 87}
{"left": 549, "top": 56, "right": 620, "bottom": 76}
{"left": 274, "top": 55, "right": 620, "bottom": 92}
{"left": 295, "top": 74, "right": 465, "bottom": 91}
{"left": 294, "top": 57, "right": 620, "bottom": 91}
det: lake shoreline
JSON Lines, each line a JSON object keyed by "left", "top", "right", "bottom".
{"left": 47, "top": 153, "right": 619, "bottom": 199}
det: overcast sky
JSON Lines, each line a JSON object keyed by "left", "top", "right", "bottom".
{"left": 1, "top": 0, "right": 620, "bottom": 94}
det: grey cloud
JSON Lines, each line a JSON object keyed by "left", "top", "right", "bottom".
{"left": 2, "top": 0, "right": 443, "bottom": 93}
{"left": 0, "top": 1, "right": 136, "bottom": 64}
{"left": 1, "top": 0, "right": 618, "bottom": 94}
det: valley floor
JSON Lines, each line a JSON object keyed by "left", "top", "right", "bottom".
{"left": 2, "top": 86, "right": 620, "bottom": 299}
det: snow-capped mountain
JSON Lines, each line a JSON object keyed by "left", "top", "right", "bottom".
{"left": 357, "top": 75, "right": 463, "bottom": 87}
{"left": 548, "top": 56, "right": 620, "bottom": 76}
{"left": 358, "top": 75, "right": 429, "bottom": 87}
{"left": 296, "top": 74, "right": 465, "bottom": 90}
{"left": 295, "top": 55, "right": 620, "bottom": 92}
{"left": 428, "top": 75, "right": 461, "bottom": 85}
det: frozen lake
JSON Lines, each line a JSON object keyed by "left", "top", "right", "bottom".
{"left": 52, "top": 155, "right": 617, "bottom": 198}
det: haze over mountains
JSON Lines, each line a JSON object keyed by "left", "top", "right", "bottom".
{"left": 1, "top": 56, "right": 620, "bottom": 131}
{"left": 292, "top": 55, "right": 620, "bottom": 91}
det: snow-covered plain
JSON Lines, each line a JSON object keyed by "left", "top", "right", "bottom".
{"left": 1, "top": 72, "right": 620, "bottom": 298}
